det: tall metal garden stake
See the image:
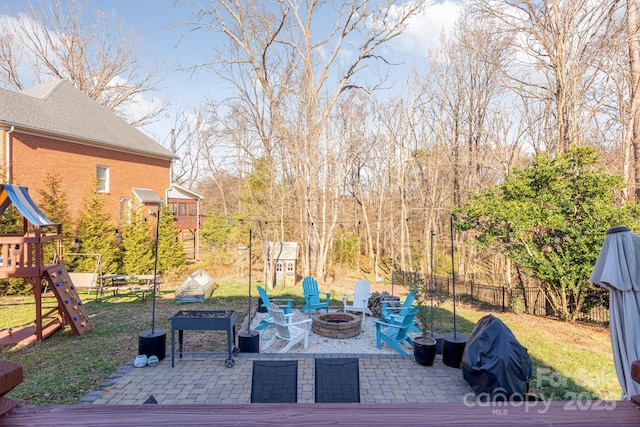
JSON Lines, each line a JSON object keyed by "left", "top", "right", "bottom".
{"left": 247, "top": 229, "right": 253, "bottom": 332}
{"left": 429, "top": 230, "right": 435, "bottom": 338}
{"left": 450, "top": 214, "right": 457, "bottom": 339}
{"left": 150, "top": 202, "right": 161, "bottom": 334}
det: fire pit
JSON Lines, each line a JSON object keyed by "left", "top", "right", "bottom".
{"left": 168, "top": 310, "right": 239, "bottom": 368}
{"left": 312, "top": 312, "right": 362, "bottom": 339}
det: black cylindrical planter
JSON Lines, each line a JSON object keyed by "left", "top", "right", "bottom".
{"left": 238, "top": 330, "right": 260, "bottom": 353}
{"left": 257, "top": 297, "right": 267, "bottom": 313}
{"left": 413, "top": 337, "right": 437, "bottom": 366}
{"left": 430, "top": 332, "right": 444, "bottom": 355}
{"left": 139, "top": 329, "right": 166, "bottom": 360}
{"left": 443, "top": 333, "right": 467, "bottom": 368}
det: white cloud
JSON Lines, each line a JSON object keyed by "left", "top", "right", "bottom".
{"left": 393, "top": 0, "right": 465, "bottom": 57}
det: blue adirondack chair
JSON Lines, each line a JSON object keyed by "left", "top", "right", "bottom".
{"left": 255, "top": 286, "right": 294, "bottom": 334}
{"left": 374, "top": 306, "right": 418, "bottom": 355}
{"left": 380, "top": 288, "right": 420, "bottom": 333}
{"left": 300, "top": 276, "right": 331, "bottom": 318}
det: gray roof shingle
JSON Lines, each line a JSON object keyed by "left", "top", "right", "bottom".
{"left": 266, "top": 242, "right": 299, "bottom": 260}
{"left": 0, "top": 79, "right": 174, "bottom": 159}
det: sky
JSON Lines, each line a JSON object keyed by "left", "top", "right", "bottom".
{"left": 0, "top": 0, "right": 465, "bottom": 145}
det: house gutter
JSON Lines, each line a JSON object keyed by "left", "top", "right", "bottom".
{"left": 5, "top": 125, "right": 14, "bottom": 183}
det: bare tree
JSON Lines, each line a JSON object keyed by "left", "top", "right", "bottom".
{"left": 471, "top": 0, "right": 622, "bottom": 155}
{"left": 342, "top": 94, "right": 392, "bottom": 278}
{"left": 0, "top": 0, "right": 163, "bottom": 126}
{"left": 169, "top": 105, "right": 216, "bottom": 188}
{"left": 411, "top": 10, "right": 532, "bottom": 286}
{"left": 180, "top": 0, "right": 425, "bottom": 277}
{"left": 627, "top": 0, "right": 640, "bottom": 199}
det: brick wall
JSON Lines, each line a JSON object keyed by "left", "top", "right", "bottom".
{"left": 7, "top": 131, "right": 171, "bottom": 228}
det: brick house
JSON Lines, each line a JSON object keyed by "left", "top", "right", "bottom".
{"left": 0, "top": 79, "right": 175, "bottom": 229}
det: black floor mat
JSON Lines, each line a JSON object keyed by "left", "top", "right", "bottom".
{"left": 315, "top": 357, "right": 360, "bottom": 403}
{"left": 251, "top": 360, "right": 298, "bottom": 403}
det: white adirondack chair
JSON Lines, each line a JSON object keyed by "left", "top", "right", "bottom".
{"left": 261, "top": 303, "right": 312, "bottom": 353}
{"left": 342, "top": 278, "right": 373, "bottom": 322}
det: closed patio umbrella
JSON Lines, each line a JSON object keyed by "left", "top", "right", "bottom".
{"left": 590, "top": 226, "right": 640, "bottom": 399}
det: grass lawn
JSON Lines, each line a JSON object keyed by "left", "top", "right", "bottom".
{"left": 0, "top": 275, "right": 621, "bottom": 405}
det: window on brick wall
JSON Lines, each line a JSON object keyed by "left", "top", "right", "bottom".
{"left": 96, "top": 166, "right": 109, "bottom": 193}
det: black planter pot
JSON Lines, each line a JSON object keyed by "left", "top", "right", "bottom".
{"left": 413, "top": 336, "right": 437, "bottom": 366}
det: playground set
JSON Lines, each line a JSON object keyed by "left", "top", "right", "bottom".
{"left": 0, "top": 184, "right": 91, "bottom": 345}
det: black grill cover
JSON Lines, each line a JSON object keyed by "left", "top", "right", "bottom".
{"left": 461, "top": 314, "right": 532, "bottom": 400}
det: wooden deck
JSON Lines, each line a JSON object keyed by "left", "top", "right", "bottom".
{"left": 1, "top": 400, "right": 639, "bottom": 426}
{"left": 0, "top": 323, "right": 61, "bottom": 347}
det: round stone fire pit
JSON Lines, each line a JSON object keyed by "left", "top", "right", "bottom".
{"left": 312, "top": 312, "right": 362, "bottom": 339}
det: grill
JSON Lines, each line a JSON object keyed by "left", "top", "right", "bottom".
{"left": 168, "top": 310, "right": 239, "bottom": 368}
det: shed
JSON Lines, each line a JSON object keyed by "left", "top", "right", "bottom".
{"left": 264, "top": 242, "right": 299, "bottom": 288}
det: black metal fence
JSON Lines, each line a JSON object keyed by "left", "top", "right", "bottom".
{"left": 428, "top": 275, "right": 609, "bottom": 325}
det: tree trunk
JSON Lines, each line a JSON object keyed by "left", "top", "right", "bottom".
{"left": 628, "top": 0, "right": 640, "bottom": 200}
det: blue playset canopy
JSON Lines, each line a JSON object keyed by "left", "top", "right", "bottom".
{"left": 0, "top": 184, "right": 57, "bottom": 226}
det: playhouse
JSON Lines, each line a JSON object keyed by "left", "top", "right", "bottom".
{"left": 0, "top": 184, "right": 91, "bottom": 344}
{"left": 264, "top": 241, "right": 299, "bottom": 288}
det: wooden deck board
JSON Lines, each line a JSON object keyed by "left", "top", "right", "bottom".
{"left": 0, "top": 323, "right": 61, "bottom": 347}
{"left": 1, "top": 401, "right": 639, "bottom": 426}
{"left": 0, "top": 361, "right": 22, "bottom": 397}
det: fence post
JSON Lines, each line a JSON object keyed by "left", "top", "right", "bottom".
{"left": 502, "top": 286, "right": 505, "bottom": 312}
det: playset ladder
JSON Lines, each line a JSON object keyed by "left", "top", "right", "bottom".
{"left": 43, "top": 264, "right": 92, "bottom": 336}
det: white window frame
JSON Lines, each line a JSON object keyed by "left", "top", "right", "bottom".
{"left": 96, "top": 166, "right": 110, "bottom": 193}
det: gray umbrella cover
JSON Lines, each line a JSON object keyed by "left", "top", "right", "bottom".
{"left": 590, "top": 227, "right": 640, "bottom": 399}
